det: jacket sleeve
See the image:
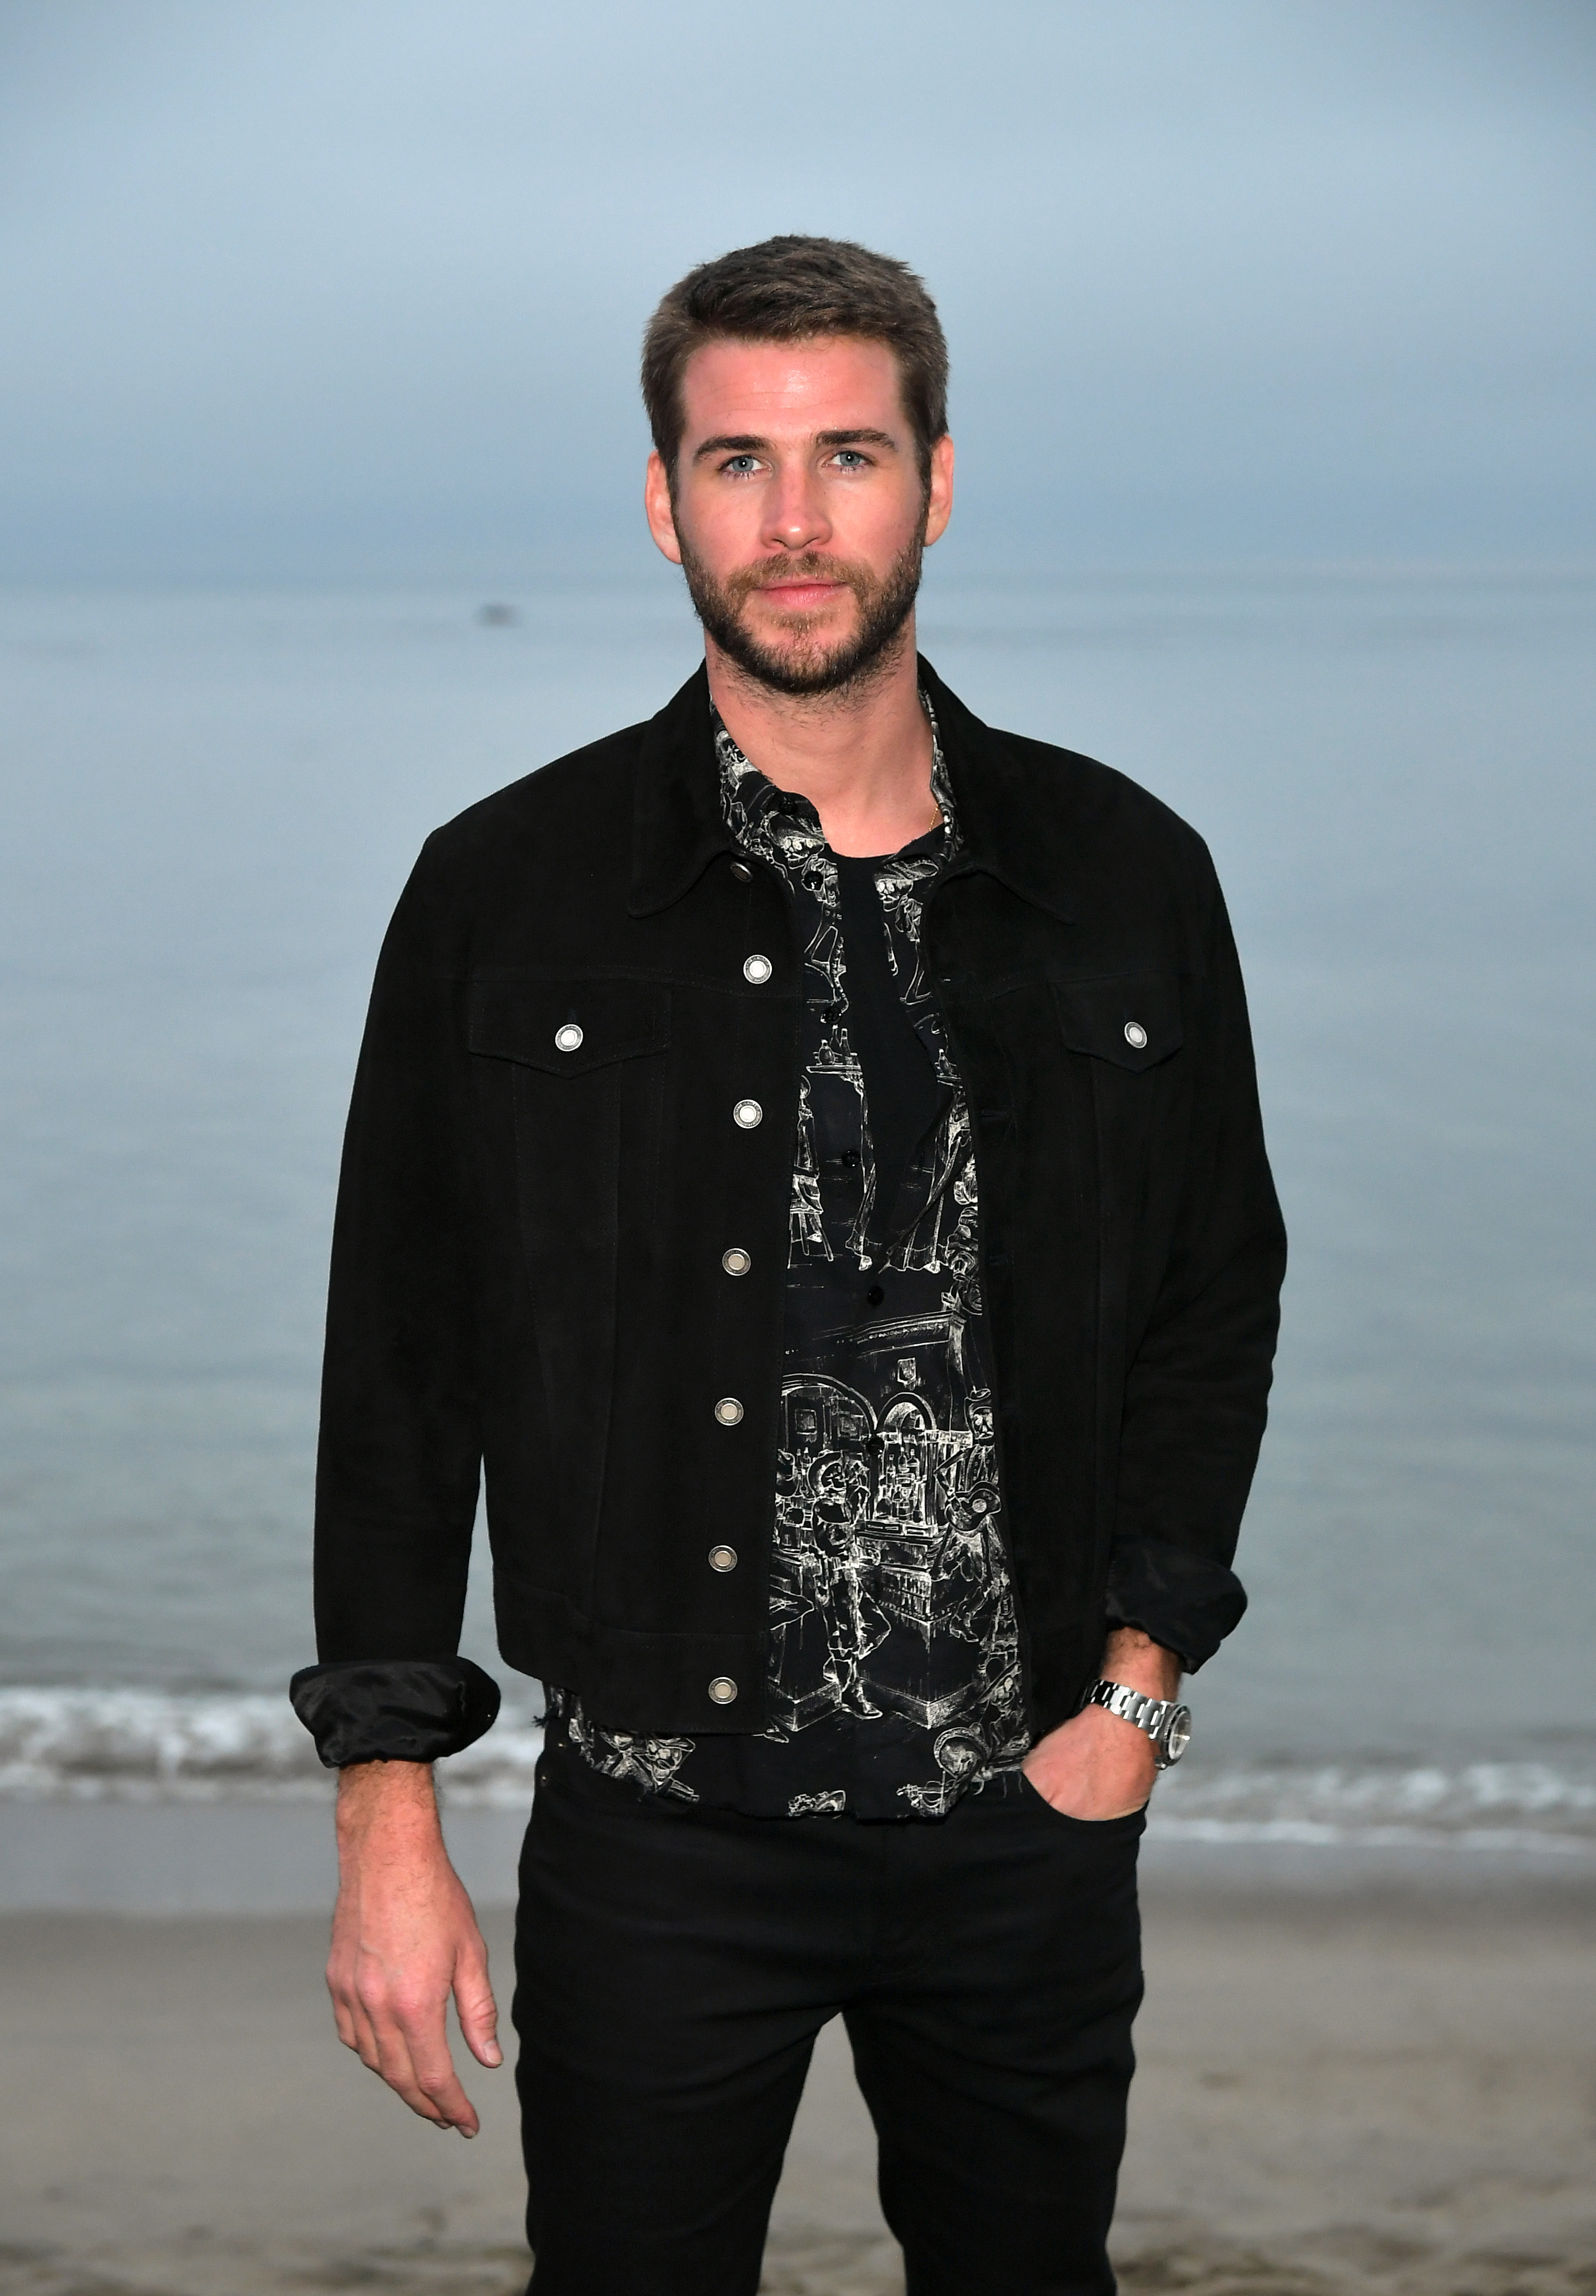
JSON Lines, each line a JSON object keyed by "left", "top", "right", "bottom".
{"left": 289, "top": 1656, "right": 501, "bottom": 1768}
{"left": 293, "top": 837, "right": 499, "bottom": 1760}
{"left": 1105, "top": 856, "right": 1286, "bottom": 1670}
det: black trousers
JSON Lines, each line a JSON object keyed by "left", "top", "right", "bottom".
{"left": 513, "top": 1754, "right": 1145, "bottom": 2296}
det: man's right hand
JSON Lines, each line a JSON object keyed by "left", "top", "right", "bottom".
{"left": 327, "top": 1758, "right": 502, "bottom": 2136}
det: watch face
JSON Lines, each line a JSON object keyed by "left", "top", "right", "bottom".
{"left": 1162, "top": 1706, "right": 1192, "bottom": 1764}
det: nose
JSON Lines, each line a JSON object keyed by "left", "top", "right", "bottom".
{"left": 761, "top": 460, "right": 831, "bottom": 555}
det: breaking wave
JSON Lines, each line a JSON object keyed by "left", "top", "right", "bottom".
{"left": 1148, "top": 1758, "right": 1596, "bottom": 1857}
{"left": 0, "top": 1686, "right": 544, "bottom": 1807}
{"left": 2, "top": 1689, "right": 1594, "bottom": 1851}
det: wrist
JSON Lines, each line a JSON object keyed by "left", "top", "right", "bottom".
{"left": 1100, "top": 1626, "right": 1182, "bottom": 1702}
{"left": 334, "top": 1758, "right": 442, "bottom": 1851}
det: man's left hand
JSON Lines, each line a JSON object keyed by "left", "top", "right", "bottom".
{"left": 1020, "top": 1627, "right": 1181, "bottom": 1820}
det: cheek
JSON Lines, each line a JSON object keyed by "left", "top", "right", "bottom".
{"left": 677, "top": 486, "right": 765, "bottom": 572}
{"left": 830, "top": 481, "right": 925, "bottom": 562}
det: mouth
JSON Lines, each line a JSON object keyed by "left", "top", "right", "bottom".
{"left": 749, "top": 579, "right": 850, "bottom": 613}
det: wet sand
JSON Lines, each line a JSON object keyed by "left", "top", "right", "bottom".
{"left": 2, "top": 1864, "right": 1593, "bottom": 2296}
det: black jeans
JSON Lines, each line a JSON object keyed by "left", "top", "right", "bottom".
{"left": 512, "top": 1753, "right": 1145, "bottom": 2296}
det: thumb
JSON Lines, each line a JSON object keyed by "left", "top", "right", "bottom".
{"left": 455, "top": 1949, "right": 503, "bottom": 2068}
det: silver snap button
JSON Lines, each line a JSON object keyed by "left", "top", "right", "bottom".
{"left": 554, "top": 1023, "right": 584, "bottom": 1052}
{"left": 1123, "top": 1021, "right": 1148, "bottom": 1050}
{"left": 708, "top": 1544, "right": 738, "bottom": 1573}
{"left": 713, "top": 1396, "right": 744, "bottom": 1426}
{"left": 730, "top": 861, "right": 752, "bottom": 882}
{"left": 721, "top": 1247, "right": 751, "bottom": 1277}
{"left": 742, "top": 954, "right": 772, "bottom": 985}
{"left": 733, "top": 1099, "right": 763, "bottom": 1129}
{"left": 707, "top": 1676, "right": 738, "bottom": 1705}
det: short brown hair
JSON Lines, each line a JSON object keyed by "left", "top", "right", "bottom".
{"left": 641, "top": 235, "right": 949, "bottom": 486}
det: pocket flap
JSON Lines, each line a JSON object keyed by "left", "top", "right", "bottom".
{"left": 468, "top": 976, "right": 671, "bottom": 1074}
{"left": 1051, "top": 973, "right": 1183, "bottom": 1070}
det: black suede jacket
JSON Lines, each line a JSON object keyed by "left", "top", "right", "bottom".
{"left": 307, "top": 660, "right": 1285, "bottom": 1749}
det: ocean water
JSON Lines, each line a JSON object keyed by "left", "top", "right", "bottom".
{"left": 2, "top": 570, "right": 1593, "bottom": 1850}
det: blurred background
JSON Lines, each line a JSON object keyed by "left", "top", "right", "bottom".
{"left": 1, "top": 0, "right": 1593, "bottom": 1849}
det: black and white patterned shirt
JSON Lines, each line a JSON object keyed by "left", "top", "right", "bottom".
{"left": 543, "top": 707, "right": 1030, "bottom": 1819}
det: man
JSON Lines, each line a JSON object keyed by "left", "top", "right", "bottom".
{"left": 291, "top": 236, "right": 1284, "bottom": 2295}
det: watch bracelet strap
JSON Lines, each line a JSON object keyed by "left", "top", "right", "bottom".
{"left": 1082, "top": 1677, "right": 1182, "bottom": 1756}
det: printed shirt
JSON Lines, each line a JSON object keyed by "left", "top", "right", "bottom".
{"left": 542, "top": 708, "right": 1030, "bottom": 1819}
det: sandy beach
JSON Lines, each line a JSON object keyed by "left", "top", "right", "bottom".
{"left": 3, "top": 1849, "right": 1593, "bottom": 2296}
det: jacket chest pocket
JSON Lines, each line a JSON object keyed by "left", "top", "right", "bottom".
{"left": 468, "top": 976, "right": 671, "bottom": 1256}
{"left": 1050, "top": 970, "right": 1185, "bottom": 1247}
{"left": 1051, "top": 973, "right": 1182, "bottom": 1074}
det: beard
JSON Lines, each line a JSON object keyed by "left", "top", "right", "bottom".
{"left": 677, "top": 530, "right": 925, "bottom": 698}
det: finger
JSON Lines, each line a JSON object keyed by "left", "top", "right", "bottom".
{"left": 333, "top": 1962, "right": 384, "bottom": 2067}
{"left": 348, "top": 1996, "right": 387, "bottom": 2074}
{"left": 454, "top": 1946, "right": 503, "bottom": 2070}
{"left": 331, "top": 1993, "right": 361, "bottom": 2052}
{"left": 396, "top": 1995, "right": 480, "bottom": 2135}
{"left": 326, "top": 1956, "right": 362, "bottom": 2052}
{"left": 367, "top": 2010, "right": 458, "bottom": 2125}
{"left": 407, "top": 2062, "right": 480, "bottom": 2133}
{"left": 354, "top": 1983, "right": 453, "bottom": 2124}
{"left": 404, "top": 2022, "right": 480, "bottom": 2137}
{"left": 372, "top": 1985, "right": 477, "bottom": 2132}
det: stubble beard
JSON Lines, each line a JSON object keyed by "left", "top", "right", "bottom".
{"left": 677, "top": 528, "right": 925, "bottom": 700}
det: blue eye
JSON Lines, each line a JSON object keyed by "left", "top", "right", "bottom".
{"left": 724, "top": 456, "right": 760, "bottom": 476}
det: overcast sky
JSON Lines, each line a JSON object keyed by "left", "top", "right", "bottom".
{"left": 1, "top": 0, "right": 1592, "bottom": 581}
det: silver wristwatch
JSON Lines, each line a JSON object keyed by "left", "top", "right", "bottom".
{"left": 1082, "top": 1678, "right": 1192, "bottom": 1768}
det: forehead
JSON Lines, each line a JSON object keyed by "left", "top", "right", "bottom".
{"left": 678, "top": 335, "right": 906, "bottom": 441}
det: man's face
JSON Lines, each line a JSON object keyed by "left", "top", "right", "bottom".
{"left": 644, "top": 335, "right": 953, "bottom": 697}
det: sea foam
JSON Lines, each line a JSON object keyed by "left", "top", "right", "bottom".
{"left": 1, "top": 1688, "right": 1594, "bottom": 1852}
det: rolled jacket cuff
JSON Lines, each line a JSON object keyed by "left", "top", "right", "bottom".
{"left": 1104, "top": 1538, "right": 1248, "bottom": 1673}
{"left": 288, "top": 1656, "right": 501, "bottom": 1768}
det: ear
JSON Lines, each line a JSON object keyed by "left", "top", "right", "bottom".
{"left": 922, "top": 434, "right": 955, "bottom": 549}
{"left": 644, "top": 451, "right": 684, "bottom": 565}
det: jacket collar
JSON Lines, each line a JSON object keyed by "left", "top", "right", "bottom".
{"left": 628, "top": 654, "right": 1075, "bottom": 924}
{"left": 918, "top": 659, "right": 1076, "bottom": 924}
{"left": 628, "top": 665, "right": 733, "bottom": 917}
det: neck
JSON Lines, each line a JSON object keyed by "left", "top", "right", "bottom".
{"left": 705, "top": 618, "right": 939, "bottom": 858}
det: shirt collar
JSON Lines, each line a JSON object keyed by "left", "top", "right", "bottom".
{"left": 713, "top": 697, "right": 957, "bottom": 875}
{"left": 627, "top": 658, "right": 1075, "bottom": 924}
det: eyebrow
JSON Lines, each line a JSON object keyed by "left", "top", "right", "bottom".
{"left": 691, "top": 427, "right": 900, "bottom": 463}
